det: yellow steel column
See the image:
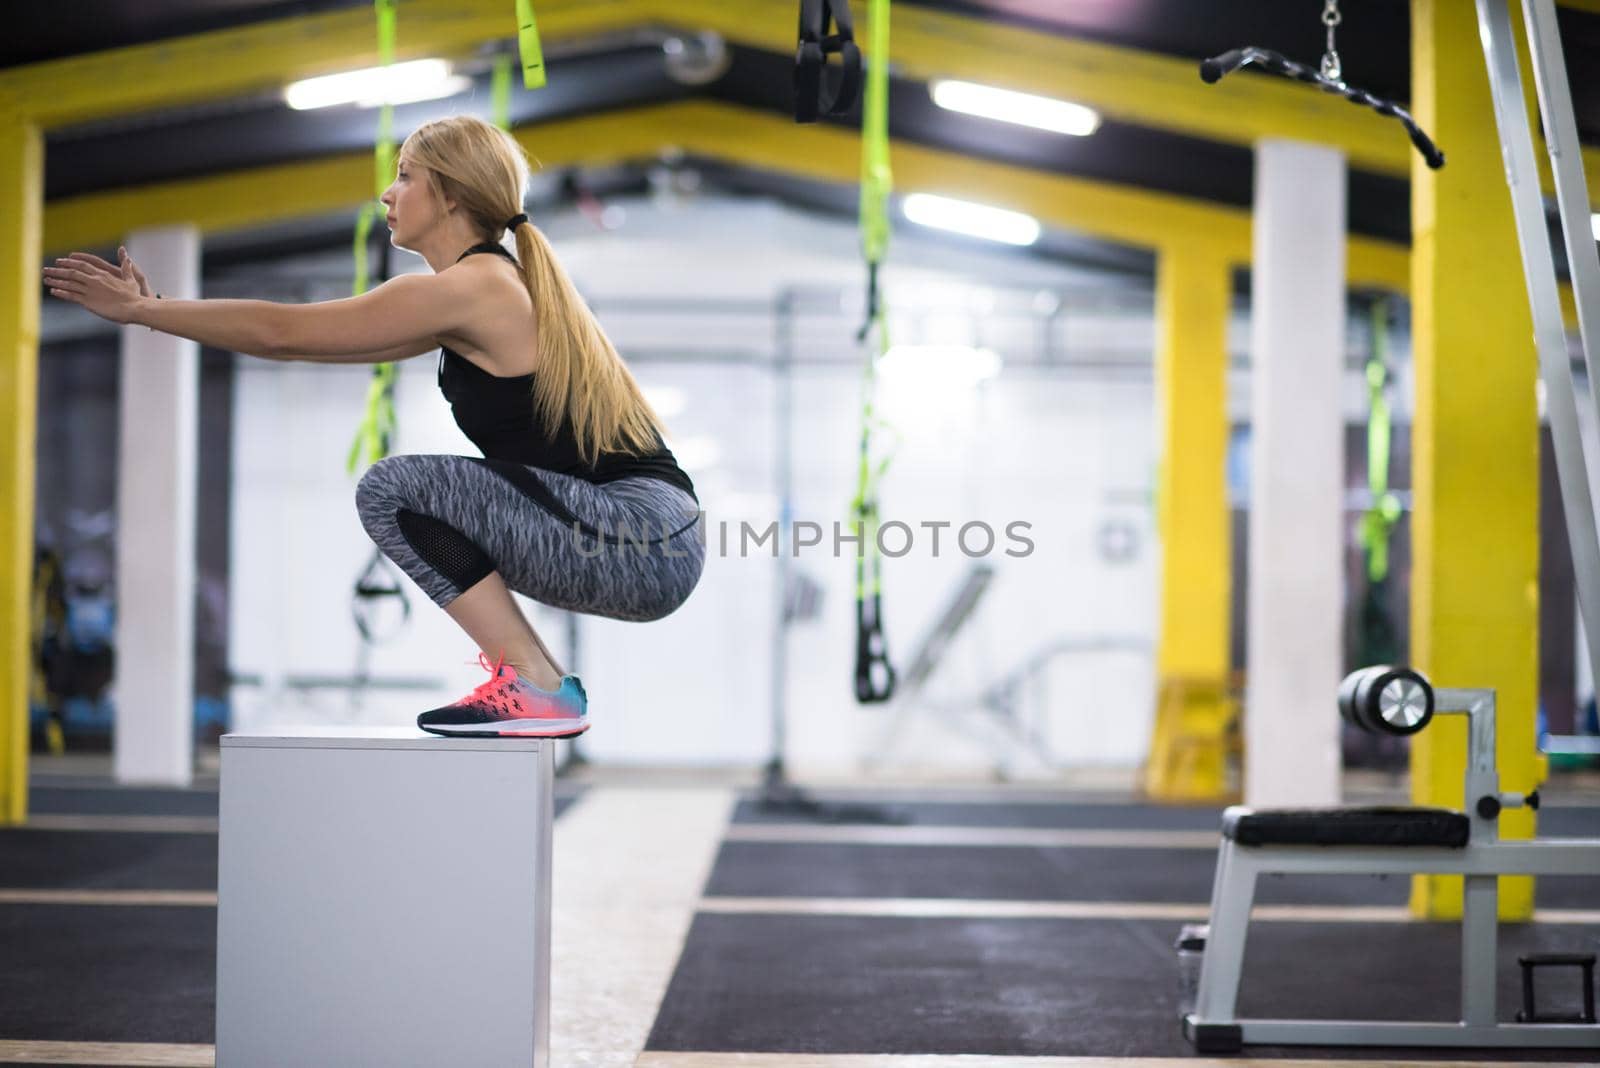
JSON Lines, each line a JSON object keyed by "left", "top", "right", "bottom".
{"left": 1409, "top": 0, "right": 1540, "bottom": 919}
{"left": 0, "top": 110, "right": 42, "bottom": 825}
{"left": 1145, "top": 244, "right": 1236, "bottom": 802}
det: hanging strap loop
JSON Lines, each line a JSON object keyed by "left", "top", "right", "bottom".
{"left": 848, "top": 0, "right": 896, "bottom": 704}
{"left": 795, "top": 0, "right": 863, "bottom": 123}
{"left": 347, "top": 1, "right": 411, "bottom": 642}
{"left": 346, "top": 0, "right": 401, "bottom": 475}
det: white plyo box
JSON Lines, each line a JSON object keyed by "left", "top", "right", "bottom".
{"left": 216, "top": 727, "right": 554, "bottom": 1067}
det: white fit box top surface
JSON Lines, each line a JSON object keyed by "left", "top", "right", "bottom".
{"left": 216, "top": 727, "right": 555, "bottom": 1067}
{"left": 220, "top": 725, "right": 552, "bottom": 750}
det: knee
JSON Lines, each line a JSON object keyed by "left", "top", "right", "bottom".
{"left": 354, "top": 456, "right": 408, "bottom": 530}
{"left": 637, "top": 543, "right": 705, "bottom": 622}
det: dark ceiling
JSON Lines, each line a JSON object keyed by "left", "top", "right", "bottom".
{"left": 11, "top": 1, "right": 1599, "bottom": 273}
{"left": 10, "top": 1, "right": 372, "bottom": 67}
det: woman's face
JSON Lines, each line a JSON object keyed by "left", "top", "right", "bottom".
{"left": 380, "top": 156, "right": 442, "bottom": 250}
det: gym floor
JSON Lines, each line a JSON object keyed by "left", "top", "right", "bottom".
{"left": 1, "top": 757, "right": 1597, "bottom": 1067}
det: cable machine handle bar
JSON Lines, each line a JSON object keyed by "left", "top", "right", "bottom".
{"left": 1200, "top": 46, "right": 1445, "bottom": 170}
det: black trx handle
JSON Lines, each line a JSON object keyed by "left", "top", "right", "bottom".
{"left": 352, "top": 548, "right": 412, "bottom": 644}
{"left": 795, "top": 0, "right": 862, "bottom": 123}
{"left": 1200, "top": 46, "right": 1445, "bottom": 170}
{"left": 854, "top": 583, "right": 896, "bottom": 703}
{"left": 857, "top": 261, "right": 881, "bottom": 342}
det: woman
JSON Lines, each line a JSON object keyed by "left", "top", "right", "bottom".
{"left": 43, "top": 115, "right": 705, "bottom": 739}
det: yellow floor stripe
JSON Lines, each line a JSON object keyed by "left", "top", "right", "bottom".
{"left": 725, "top": 825, "right": 1217, "bottom": 849}
{"left": 28, "top": 778, "right": 219, "bottom": 794}
{"left": 635, "top": 1056, "right": 1600, "bottom": 1068}
{"left": 18, "top": 814, "right": 218, "bottom": 834}
{"left": 697, "top": 897, "right": 1600, "bottom": 925}
{"left": 701, "top": 897, "right": 1210, "bottom": 921}
{"left": 13, "top": 816, "right": 1215, "bottom": 844}
{"left": 1, "top": 886, "right": 1593, "bottom": 925}
{"left": 0, "top": 1040, "right": 214, "bottom": 1066}
{"left": 0, "top": 889, "right": 216, "bottom": 907}
{"left": 0, "top": 1042, "right": 1585, "bottom": 1068}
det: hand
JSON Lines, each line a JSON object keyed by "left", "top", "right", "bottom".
{"left": 42, "top": 246, "right": 150, "bottom": 325}
{"left": 61, "top": 247, "right": 156, "bottom": 298}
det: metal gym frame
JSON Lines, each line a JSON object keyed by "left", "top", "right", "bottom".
{"left": 1182, "top": 0, "right": 1600, "bottom": 1052}
{"left": 1186, "top": 674, "right": 1600, "bottom": 1050}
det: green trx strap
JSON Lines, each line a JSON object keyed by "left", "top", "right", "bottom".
{"left": 493, "top": 50, "right": 515, "bottom": 129}
{"left": 346, "top": 0, "right": 400, "bottom": 475}
{"left": 1358, "top": 299, "right": 1402, "bottom": 583}
{"left": 850, "top": 0, "right": 897, "bottom": 704}
{"left": 345, "top": 0, "right": 411, "bottom": 641}
{"left": 515, "top": 0, "right": 546, "bottom": 90}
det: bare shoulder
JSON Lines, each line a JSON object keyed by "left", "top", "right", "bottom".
{"left": 443, "top": 252, "right": 529, "bottom": 302}
{"left": 435, "top": 253, "right": 538, "bottom": 374}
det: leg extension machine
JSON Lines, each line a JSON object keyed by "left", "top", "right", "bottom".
{"left": 1183, "top": 668, "right": 1600, "bottom": 1052}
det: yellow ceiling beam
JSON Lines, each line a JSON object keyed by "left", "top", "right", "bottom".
{"left": 0, "top": 0, "right": 635, "bottom": 130}
{"left": 5, "top": 0, "right": 1595, "bottom": 201}
{"left": 42, "top": 100, "right": 1410, "bottom": 294}
{"left": 0, "top": 0, "right": 1418, "bottom": 177}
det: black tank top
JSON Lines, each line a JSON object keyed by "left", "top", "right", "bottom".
{"left": 436, "top": 243, "right": 696, "bottom": 500}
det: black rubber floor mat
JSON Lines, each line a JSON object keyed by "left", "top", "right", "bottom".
{"left": 24, "top": 785, "right": 585, "bottom": 822}
{"left": 29, "top": 785, "right": 220, "bottom": 818}
{"left": 733, "top": 797, "right": 1226, "bottom": 829}
{"left": 1540, "top": 806, "right": 1600, "bottom": 837}
{"left": 0, "top": 830, "right": 216, "bottom": 891}
{"left": 647, "top": 912, "right": 1599, "bottom": 1060}
{"left": 0, "top": 904, "right": 215, "bottom": 1044}
{"left": 704, "top": 841, "right": 1600, "bottom": 908}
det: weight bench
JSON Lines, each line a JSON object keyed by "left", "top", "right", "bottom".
{"left": 1184, "top": 669, "right": 1600, "bottom": 1053}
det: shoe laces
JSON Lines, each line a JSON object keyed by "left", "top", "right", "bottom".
{"left": 464, "top": 651, "right": 516, "bottom": 702}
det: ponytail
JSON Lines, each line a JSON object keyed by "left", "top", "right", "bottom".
{"left": 509, "top": 219, "right": 664, "bottom": 464}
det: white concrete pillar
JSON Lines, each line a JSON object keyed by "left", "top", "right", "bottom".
{"left": 114, "top": 226, "right": 200, "bottom": 785}
{"left": 1245, "top": 140, "right": 1346, "bottom": 807}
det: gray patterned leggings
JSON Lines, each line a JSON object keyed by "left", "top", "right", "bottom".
{"left": 355, "top": 454, "right": 705, "bottom": 622}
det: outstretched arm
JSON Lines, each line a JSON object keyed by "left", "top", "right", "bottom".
{"left": 134, "top": 275, "right": 464, "bottom": 357}
{"left": 265, "top": 336, "right": 441, "bottom": 366}
{"left": 43, "top": 250, "right": 469, "bottom": 358}
{"left": 46, "top": 251, "right": 439, "bottom": 364}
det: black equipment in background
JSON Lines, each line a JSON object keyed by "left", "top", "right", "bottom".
{"left": 794, "top": 0, "right": 862, "bottom": 122}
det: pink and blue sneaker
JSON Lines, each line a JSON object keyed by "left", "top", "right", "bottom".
{"left": 418, "top": 652, "right": 589, "bottom": 738}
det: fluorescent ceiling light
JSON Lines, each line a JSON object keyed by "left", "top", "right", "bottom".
{"left": 879, "top": 345, "right": 1002, "bottom": 386}
{"left": 930, "top": 79, "right": 1101, "bottom": 137}
{"left": 285, "top": 59, "right": 470, "bottom": 110}
{"left": 902, "top": 193, "right": 1041, "bottom": 246}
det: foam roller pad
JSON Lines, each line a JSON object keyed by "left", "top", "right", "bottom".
{"left": 1221, "top": 805, "right": 1471, "bottom": 848}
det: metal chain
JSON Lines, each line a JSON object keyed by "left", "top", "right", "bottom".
{"left": 1321, "top": 0, "right": 1343, "bottom": 82}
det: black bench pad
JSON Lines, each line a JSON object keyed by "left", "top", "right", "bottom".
{"left": 1222, "top": 805, "right": 1470, "bottom": 848}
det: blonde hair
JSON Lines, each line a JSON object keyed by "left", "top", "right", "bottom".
{"left": 400, "top": 115, "right": 664, "bottom": 464}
